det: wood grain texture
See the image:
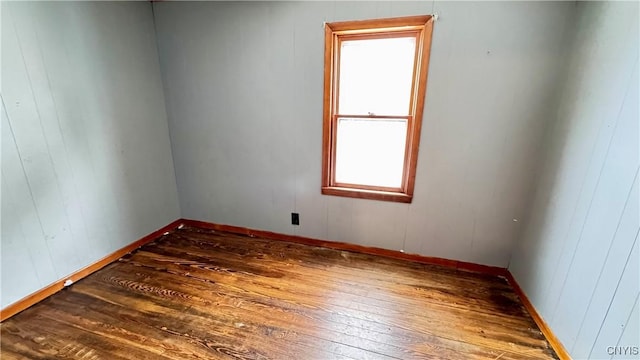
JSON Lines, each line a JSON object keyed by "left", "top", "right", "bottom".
{"left": 0, "top": 220, "right": 183, "bottom": 322}
{"left": 321, "top": 186, "right": 413, "bottom": 203}
{"left": 327, "top": 15, "right": 431, "bottom": 32}
{"left": 405, "top": 15, "right": 433, "bottom": 199}
{"left": 182, "top": 219, "right": 507, "bottom": 276}
{"left": 504, "top": 272, "right": 570, "bottom": 360}
{"left": 1, "top": 225, "right": 558, "bottom": 359}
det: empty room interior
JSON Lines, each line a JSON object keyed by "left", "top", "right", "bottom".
{"left": 1, "top": 1, "right": 638, "bottom": 359}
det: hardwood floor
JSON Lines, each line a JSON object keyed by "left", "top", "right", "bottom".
{"left": 1, "top": 226, "right": 558, "bottom": 359}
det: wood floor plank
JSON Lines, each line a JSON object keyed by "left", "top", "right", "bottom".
{"left": 104, "top": 259, "right": 545, "bottom": 360}
{"left": 119, "top": 248, "right": 552, "bottom": 359}
{"left": 79, "top": 269, "right": 424, "bottom": 360}
{"left": 125, "top": 246, "right": 543, "bottom": 345}
{"left": 149, "top": 235, "right": 537, "bottom": 323}
{"left": 166, "top": 230, "right": 528, "bottom": 315}
{"left": 138, "top": 235, "right": 546, "bottom": 338}
{"left": 1, "top": 226, "right": 559, "bottom": 359}
{"left": 69, "top": 278, "right": 379, "bottom": 360}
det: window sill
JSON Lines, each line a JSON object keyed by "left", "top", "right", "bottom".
{"left": 321, "top": 186, "right": 413, "bottom": 203}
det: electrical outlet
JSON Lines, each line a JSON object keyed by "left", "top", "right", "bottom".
{"left": 291, "top": 213, "right": 300, "bottom": 226}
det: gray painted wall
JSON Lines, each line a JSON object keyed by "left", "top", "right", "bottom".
{"left": 1, "top": 2, "right": 180, "bottom": 308}
{"left": 154, "top": 1, "right": 573, "bottom": 267}
{"left": 509, "top": 2, "right": 639, "bottom": 358}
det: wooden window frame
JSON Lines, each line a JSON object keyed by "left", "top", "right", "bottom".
{"left": 321, "top": 15, "right": 434, "bottom": 203}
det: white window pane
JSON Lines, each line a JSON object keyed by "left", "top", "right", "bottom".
{"left": 339, "top": 37, "right": 416, "bottom": 116}
{"left": 335, "top": 118, "right": 407, "bottom": 188}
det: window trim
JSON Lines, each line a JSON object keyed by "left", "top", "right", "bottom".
{"left": 321, "top": 15, "right": 434, "bottom": 203}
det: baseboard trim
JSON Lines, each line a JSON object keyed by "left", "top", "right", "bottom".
{"left": 504, "top": 271, "right": 571, "bottom": 360}
{"left": 182, "top": 218, "right": 569, "bottom": 359}
{"left": 1, "top": 216, "right": 570, "bottom": 360}
{"left": 181, "top": 218, "right": 507, "bottom": 276}
{"left": 0, "top": 219, "right": 184, "bottom": 322}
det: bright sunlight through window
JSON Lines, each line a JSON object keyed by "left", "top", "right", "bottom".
{"left": 322, "top": 16, "right": 434, "bottom": 203}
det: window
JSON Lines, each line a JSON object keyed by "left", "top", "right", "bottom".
{"left": 321, "top": 15, "right": 434, "bottom": 203}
